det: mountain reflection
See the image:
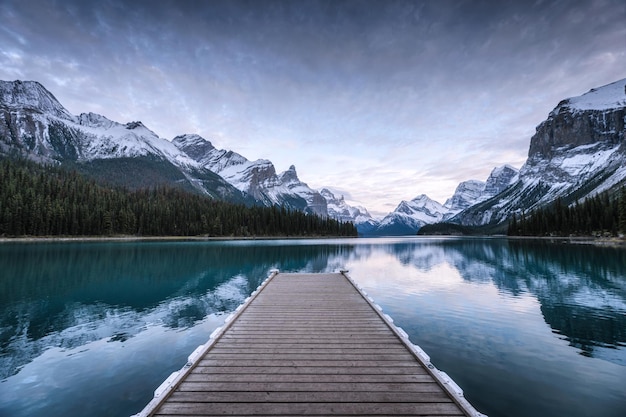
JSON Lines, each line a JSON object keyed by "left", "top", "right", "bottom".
{"left": 2, "top": 238, "right": 625, "bottom": 381}
{"left": 0, "top": 241, "right": 356, "bottom": 379}
{"left": 383, "top": 238, "right": 626, "bottom": 360}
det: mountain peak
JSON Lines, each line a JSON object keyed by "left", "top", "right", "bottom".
{"left": 78, "top": 112, "right": 117, "bottom": 129}
{"left": 320, "top": 188, "right": 345, "bottom": 203}
{"left": 530, "top": 78, "right": 626, "bottom": 159}
{"left": 454, "top": 78, "right": 626, "bottom": 227}
{"left": 483, "top": 165, "right": 518, "bottom": 198}
{"left": 171, "top": 134, "right": 216, "bottom": 162}
{"left": 279, "top": 165, "right": 299, "bottom": 183}
{"left": 373, "top": 194, "right": 447, "bottom": 236}
{"left": 172, "top": 133, "right": 214, "bottom": 148}
{"left": 0, "top": 79, "right": 74, "bottom": 120}
{"left": 320, "top": 188, "right": 376, "bottom": 230}
{"left": 125, "top": 121, "right": 145, "bottom": 130}
{"left": 410, "top": 194, "right": 441, "bottom": 206}
{"left": 555, "top": 78, "right": 626, "bottom": 113}
{"left": 444, "top": 179, "right": 486, "bottom": 211}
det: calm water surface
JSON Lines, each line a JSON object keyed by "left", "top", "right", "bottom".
{"left": 0, "top": 237, "right": 625, "bottom": 417}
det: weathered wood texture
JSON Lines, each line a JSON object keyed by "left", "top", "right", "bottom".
{"left": 150, "top": 273, "right": 469, "bottom": 416}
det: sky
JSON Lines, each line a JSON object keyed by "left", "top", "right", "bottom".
{"left": 1, "top": 0, "right": 624, "bottom": 217}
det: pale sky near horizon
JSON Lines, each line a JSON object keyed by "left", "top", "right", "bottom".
{"left": 1, "top": 0, "right": 624, "bottom": 217}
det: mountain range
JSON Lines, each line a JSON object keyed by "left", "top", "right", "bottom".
{"left": 450, "top": 78, "right": 626, "bottom": 228}
{"left": 367, "top": 78, "right": 626, "bottom": 235}
{"left": 1, "top": 78, "right": 625, "bottom": 235}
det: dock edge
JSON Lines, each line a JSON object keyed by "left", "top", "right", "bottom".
{"left": 132, "top": 268, "right": 487, "bottom": 417}
{"left": 130, "top": 269, "right": 281, "bottom": 417}
{"left": 339, "top": 269, "right": 487, "bottom": 417}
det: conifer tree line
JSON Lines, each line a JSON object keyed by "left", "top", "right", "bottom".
{"left": 508, "top": 188, "right": 626, "bottom": 237}
{"left": 0, "top": 158, "right": 357, "bottom": 237}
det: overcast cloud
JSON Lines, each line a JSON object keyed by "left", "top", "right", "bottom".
{"left": 1, "top": 0, "right": 624, "bottom": 216}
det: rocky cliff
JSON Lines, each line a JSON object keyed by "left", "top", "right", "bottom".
{"left": 452, "top": 78, "right": 626, "bottom": 226}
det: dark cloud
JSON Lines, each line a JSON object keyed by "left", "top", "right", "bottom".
{"left": 1, "top": 0, "right": 624, "bottom": 211}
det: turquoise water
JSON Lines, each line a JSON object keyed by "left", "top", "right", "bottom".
{"left": 0, "top": 237, "right": 624, "bottom": 417}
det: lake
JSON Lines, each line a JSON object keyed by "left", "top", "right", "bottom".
{"left": 0, "top": 237, "right": 624, "bottom": 417}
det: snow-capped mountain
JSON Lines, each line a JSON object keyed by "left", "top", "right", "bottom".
{"left": 452, "top": 78, "right": 626, "bottom": 226}
{"left": 0, "top": 80, "right": 251, "bottom": 202}
{"left": 444, "top": 180, "right": 486, "bottom": 213}
{"left": 443, "top": 165, "right": 519, "bottom": 219}
{"left": 1, "top": 81, "right": 190, "bottom": 164}
{"left": 172, "top": 134, "right": 327, "bottom": 216}
{"left": 372, "top": 194, "right": 448, "bottom": 236}
{"left": 0, "top": 79, "right": 331, "bottom": 213}
{"left": 483, "top": 165, "right": 519, "bottom": 198}
{"left": 5, "top": 77, "right": 624, "bottom": 232}
{"left": 368, "top": 164, "right": 519, "bottom": 236}
{"left": 319, "top": 188, "right": 379, "bottom": 234}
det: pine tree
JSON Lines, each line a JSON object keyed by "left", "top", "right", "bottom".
{"left": 618, "top": 187, "right": 626, "bottom": 234}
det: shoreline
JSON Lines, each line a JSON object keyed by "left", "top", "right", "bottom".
{"left": 505, "top": 235, "right": 626, "bottom": 246}
{"left": 1, "top": 234, "right": 624, "bottom": 246}
{"left": 0, "top": 235, "right": 358, "bottom": 243}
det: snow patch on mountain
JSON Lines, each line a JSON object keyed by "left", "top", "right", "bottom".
{"left": 442, "top": 165, "right": 518, "bottom": 221}
{"left": 71, "top": 114, "right": 197, "bottom": 166}
{"left": 0, "top": 80, "right": 198, "bottom": 168}
{"left": 172, "top": 134, "right": 327, "bottom": 215}
{"left": 319, "top": 188, "right": 379, "bottom": 233}
{"left": 372, "top": 195, "right": 448, "bottom": 236}
{"left": 0, "top": 80, "right": 253, "bottom": 201}
{"left": 0, "top": 80, "right": 74, "bottom": 120}
{"left": 445, "top": 180, "right": 485, "bottom": 213}
{"left": 559, "top": 78, "right": 626, "bottom": 112}
{"left": 452, "top": 78, "right": 626, "bottom": 226}
{"left": 483, "top": 165, "right": 519, "bottom": 198}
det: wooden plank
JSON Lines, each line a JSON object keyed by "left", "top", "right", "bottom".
{"left": 227, "top": 320, "right": 384, "bottom": 325}
{"left": 178, "top": 381, "right": 447, "bottom": 392}
{"left": 203, "top": 353, "right": 417, "bottom": 361}
{"left": 190, "top": 366, "right": 426, "bottom": 375}
{"left": 188, "top": 373, "right": 432, "bottom": 383}
{"left": 219, "top": 334, "right": 397, "bottom": 340}
{"left": 167, "top": 390, "right": 452, "bottom": 403}
{"left": 155, "top": 402, "right": 465, "bottom": 415}
{"left": 205, "top": 344, "right": 406, "bottom": 355}
{"left": 207, "top": 342, "right": 403, "bottom": 349}
{"left": 181, "top": 373, "right": 439, "bottom": 384}
{"left": 144, "top": 273, "right": 472, "bottom": 417}
{"left": 196, "top": 359, "right": 423, "bottom": 368}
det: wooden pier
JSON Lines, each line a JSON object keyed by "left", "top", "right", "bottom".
{"left": 135, "top": 272, "right": 484, "bottom": 417}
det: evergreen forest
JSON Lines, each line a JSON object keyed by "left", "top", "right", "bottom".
{"left": 0, "top": 157, "right": 357, "bottom": 237}
{"left": 508, "top": 189, "right": 626, "bottom": 237}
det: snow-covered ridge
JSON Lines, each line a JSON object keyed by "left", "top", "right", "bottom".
{"left": 452, "top": 78, "right": 626, "bottom": 226}
{"left": 0, "top": 80, "right": 74, "bottom": 120}
{"left": 0, "top": 79, "right": 334, "bottom": 213}
{"left": 4, "top": 77, "right": 624, "bottom": 230}
{"left": 320, "top": 188, "right": 377, "bottom": 227}
{"left": 444, "top": 180, "right": 485, "bottom": 212}
{"left": 371, "top": 194, "right": 448, "bottom": 236}
{"left": 68, "top": 114, "right": 198, "bottom": 166}
{"left": 367, "top": 164, "right": 520, "bottom": 235}
{"left": 0, "top": 80, "right": 198, "bottom": 167}
{"left": 172, "top": 134, "right": 328, "bottom": 216}
{"left": 555, "top": 78, "right": 626, "bottom": 113}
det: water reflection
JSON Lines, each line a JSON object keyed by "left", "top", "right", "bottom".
{"left": 369, "top": 238, "right": 626, "bottom": 361}
{"left": 0, "top": 241, "right": 356, "bottom": 380}
{"left": 0, "top": 238, "right": 625, "bottom": 417}
{"left": 456, "top": 240, "right": 626, "bottom": 360}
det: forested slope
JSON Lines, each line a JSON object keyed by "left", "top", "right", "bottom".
{"left": 508, "top": 191, "right": 626, "bottom": 237}
{"left": 0, "top": 158, "right": 357, "bottom": 237}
